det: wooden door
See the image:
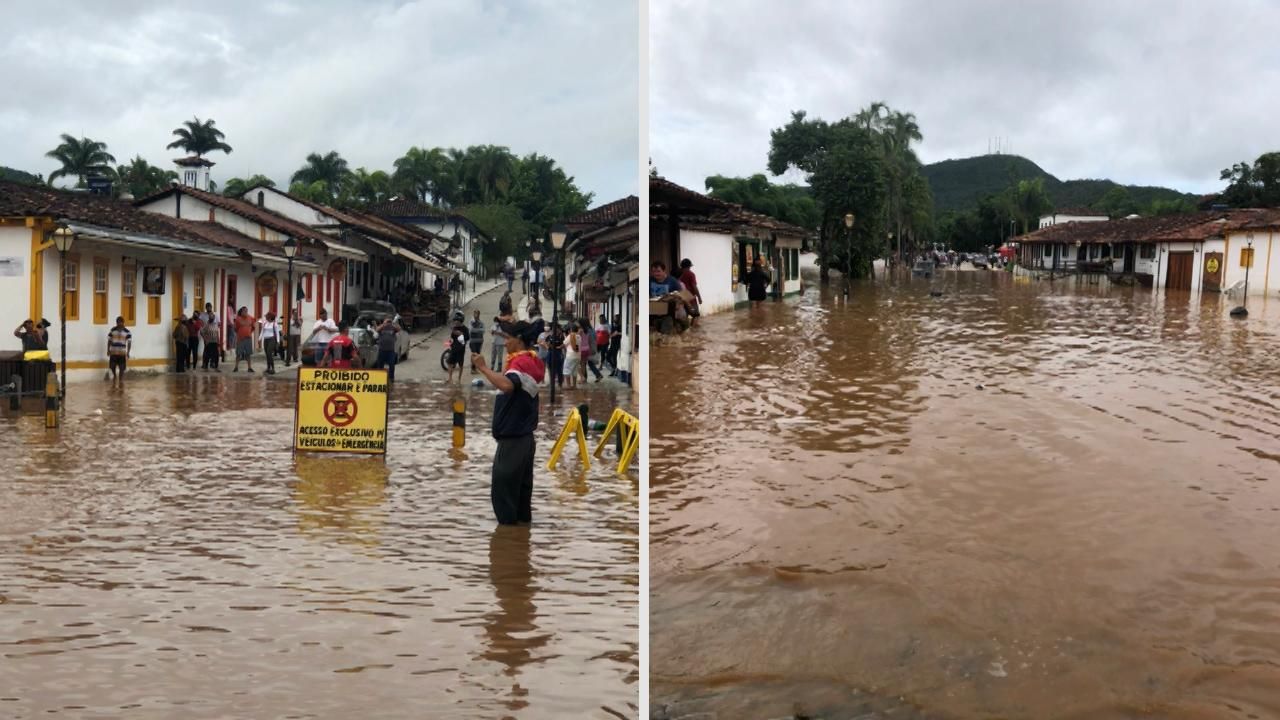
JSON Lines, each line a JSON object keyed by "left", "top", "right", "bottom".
{"left": 1202, "top": 252, "right": 1223, "bottom": 292}
{"left": 1124, "top": 245, "right": 1136, "bottom": 273}
{"left": 1167, "top": 251, "right": 1194, "bottom": 292}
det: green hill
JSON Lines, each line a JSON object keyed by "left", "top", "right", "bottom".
{"left": 921, "top": 154, "right": 1199, "bottom": 214}
{"left": 1, "top": 166, "right": 43, "bottom": 185}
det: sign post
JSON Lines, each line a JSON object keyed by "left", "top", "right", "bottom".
{"left": 295, "top": 368, "right": 390, "bottom": 455}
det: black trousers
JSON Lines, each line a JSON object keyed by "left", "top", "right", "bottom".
{"left": 175, "top": 342, "right": 187, "bottom": 372}
{"left": 608, "top": 340, "right": 621, "bottom": 373}
{"left": 188, "top": 337, "right": 199, "bottom": 368}
{"left": 263, "top": 338, "right": 278, "bottom": 372}
{"left": 288, "top": 334, "right": 301, "bottom": 364}
{"left": 491, "top": 434, "right": 534, "bottom": 525}
{"left": 202, "top": 342, "right": 219, "bottom": 369}
{"left": 547, "top": 349, "right": 564, "bottom": 387}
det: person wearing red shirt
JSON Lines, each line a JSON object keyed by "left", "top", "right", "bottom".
{"left": 321, "top": 322, "right": 361, "bottom": 369}
{"left": 232, "top": 307, "right": 257, "bottom": 373}
{"left": 186, "top": 314, "right": 203, "bottom": 370}
{"left": 678, "top": 258, "right": 703, "bottom": 321}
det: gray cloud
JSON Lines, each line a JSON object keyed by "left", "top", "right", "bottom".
{"left": 651, "top": 0, "right": 1280, "bottom": 195}
{"left": 0, "top": 0, "right": 638, "bottom": 203}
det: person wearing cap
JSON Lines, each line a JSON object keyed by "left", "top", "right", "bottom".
{"left": 446, "top": 312, "right": 470, "bottom": 383}
{"left": 471, "top": 319, "right": 546, "bottom": 525}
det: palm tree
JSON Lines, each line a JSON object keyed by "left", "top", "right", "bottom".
{"left": 166, "top": 117, "right": 233, "bottom": 158}
{"left": 290, "top": 151, "right": 352, "bottom": 199}
{"left": 45, "top": 134, "right": 116, "bottom": 187}
{"left": 116, "top": 156, "right": 178, "bottom": 198}
{"left": 346, "top": 168, "right": 391, "bottom": 207}
{"left": 468, "top": 144, "right": 515, "bottom": 203}
{"left": 391, "top": 146, "right": 431, "bottom": 202}
{"left": 221, "top": 174, "right": 276, "bottom": 198}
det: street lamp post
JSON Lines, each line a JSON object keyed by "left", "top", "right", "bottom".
{"left": 283, "top": 237, "right": 297, "bottom": 366}
{"left": 51, "top": 226, "right": 75, "bottom": 404}
{"left": 887, "top": 232, "right": 894, "bottom": 277}
{"left": 548, "top": 224, "right": 567, "bottom": 408}
{"left": 843, "top": 213, "right": 854, "bottom": 296}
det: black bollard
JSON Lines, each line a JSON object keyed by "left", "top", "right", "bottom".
{"left": 9, "top": 375, "right": 20, "bottom": 411}
{"left": 44, "top": 371, "right": 58, "bottom": 429}
{"left": 577, "top": 403, "right": 588, "bottom": 434}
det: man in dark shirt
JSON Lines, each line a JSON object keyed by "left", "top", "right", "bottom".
{"left": 471, "top": 320, "right": 546, "bottom": 525}
{"left": 371, "top": 317, "right": 400, "bottom": 383}
{"left": 14, "top": 319, "right": 49, "bottom": 352}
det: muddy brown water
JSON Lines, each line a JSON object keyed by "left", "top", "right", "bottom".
{"left": 0, "top": 374, "right": 637, "bottom": 719}
{"left": 650, "top": 270, "right": 1280, "bottom": 719}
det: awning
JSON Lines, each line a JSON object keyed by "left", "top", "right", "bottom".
{"left": 320, "top": 237, "right": 367, "bottom": 261}
{"left": 391, "top": 245, "right": 448, "bottom": 275}
{"left": 61, "top": 221, "right": 241, "bottom": 260}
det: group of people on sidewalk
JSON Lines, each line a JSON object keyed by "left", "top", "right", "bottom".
{"left": 441, "top": 289, "right": 624, "bottom": 389}
{"left": 169, "top": 303, "right": 304, "bottom": 375}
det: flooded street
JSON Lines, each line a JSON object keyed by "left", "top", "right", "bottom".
{"left": 1, "top": 373, "right": 637, "bottom": 719}
{"left": 651, "top": 271, "right": 1280, "bottom": 719}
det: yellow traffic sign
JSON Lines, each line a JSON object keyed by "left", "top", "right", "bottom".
{"left": 295, "top": 368, "right": 389, "bottom": 455}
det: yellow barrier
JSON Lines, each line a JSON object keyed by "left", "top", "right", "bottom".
{"left": 593, "top": 408, "right": 640, "bottom": 474}
{"left": 44, "top": 371, "right": 58, "bottom": 429}
{"left": 452, "top": 398, "right": 465, "bottom": 448}
{"left": 547, "top": 408, "right": 590, "bottom": 470}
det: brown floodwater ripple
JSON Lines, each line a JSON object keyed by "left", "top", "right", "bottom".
{"left": 651, "top": 271, "right": 1280, "bottom": 719}
{"left": 1, "top": 375, "right": 637, "bottom": 719}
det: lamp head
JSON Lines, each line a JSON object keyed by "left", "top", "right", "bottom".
{"left": 51, "top": 226, "right": 74, "bottom": 252}
{"left": 843, "top": 213, "right": 854, "bottom": 229}
{"left": 532, "top": 249, "right": 542, "bottom": 262}
{"left": 550, "top": 223, "right": 568, "bottom": 250}
{"left": 283, "top": 237, "right": 297, "bottom": 258}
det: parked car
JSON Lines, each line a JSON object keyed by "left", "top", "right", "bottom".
{"left": 968, "top": 253, "right": 988, "bottom": 269}
{"left": 352, "top": 313, "right": 410, "bottom": 364}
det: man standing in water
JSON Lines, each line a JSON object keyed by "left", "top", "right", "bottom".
{"left": 472, "top": 320, "right": 544, "bottom": 525}
{"left": 106, "top": 316, "right": 131, "bottom": 386}
{"left": 744, "top": 257, "right": 771, "bottom": 309}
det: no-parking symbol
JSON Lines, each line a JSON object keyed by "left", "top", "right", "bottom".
{"left": 323, "top": 392, "right": 358, "bottom": 427}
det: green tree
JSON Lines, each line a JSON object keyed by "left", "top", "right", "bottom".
{"left": 392, "top": 146, "right": 454, "bottom": 205}
{"left": 45, "top": 134, "right": 117, "bottom": 187}
{"left": 1095, "top": 186, "right": 1137, "bottom": 217}
{"left": 343, "top": 168, "right": 392, "bottom": 207}
{"left": 288, "top": 180, "right": 333, "bottom": 205}
{"left": 115, "top": 156, "right": 178, "bottom": 198}
{"left": 507, "top": 153, "right": 592, "bottom": 233}
{"left": 222, "top": 174, "right": 277, "bottom": 198}
{"left": 1011, "top": 177, "right": 1053, "bottom": 233}
{"left": 1147, "top": 197, "right": 1195, "bottom": 215}
{"left": 767, "top": 109, "right": 902, "bottom": 281}
{"left": 704, "top": 174, "right": 821, "bottom": 230}
{"left": 166, "top": 117, "right": 233, "bottom": 158}
{"left": 1220, "top": 151, "right": 1280, "bottom": 207}
{"left": 290, "top": 151, "right": 352, "bottom": 200}
{"left": 455, "top": 203, "right": 536, "bottom": 272}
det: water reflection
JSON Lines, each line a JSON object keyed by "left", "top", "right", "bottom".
{"left": 293, "top": 455, "right": 389, "bottom": 544}
{"left": 0, "top": 373, "right": 637, "bottom": 718}
{"left": 481, "top": 525, "right": 550, "bottom": 713}
{"left": 651, "top": 271, "right": 1280, "bottom": 718}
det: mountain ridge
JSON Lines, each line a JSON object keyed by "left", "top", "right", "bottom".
{"left": 921, "top": 154, "right": 1201, "bottom": 214}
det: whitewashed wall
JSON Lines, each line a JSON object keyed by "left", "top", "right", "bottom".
{"left": 1221, "top": 230, "right": 1280, "bottom": 296}
{"left": 675, "top": 229, "right": 735, "bottom": 315}
{"left": 0, "top": 227, "right": 32, "bottom": 338}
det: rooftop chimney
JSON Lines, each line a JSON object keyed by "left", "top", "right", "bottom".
{"left": 174, "top": 156, "right": 215, "bottom": 192}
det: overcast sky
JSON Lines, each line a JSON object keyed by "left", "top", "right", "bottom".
{"left": 0, "top": 0, "right": 638, "bottom": 203}
{"left": 651, "top": 0, "right": 1280, "bottom": 196}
